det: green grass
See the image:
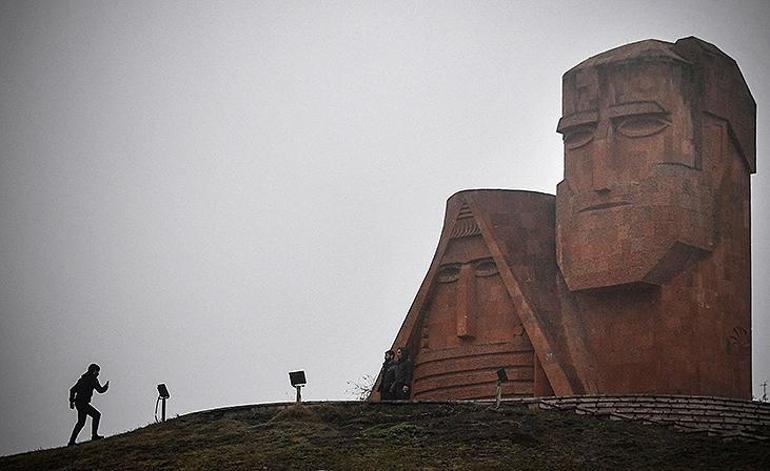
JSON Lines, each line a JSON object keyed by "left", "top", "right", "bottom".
{"left": 2, "top": 401, "right": 768, "bottom": 470}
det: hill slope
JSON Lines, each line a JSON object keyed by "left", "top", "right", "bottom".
{"left": 2, "top": 401, "right": 768, "bottom": 470}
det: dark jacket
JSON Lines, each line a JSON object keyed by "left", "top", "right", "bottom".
{"left": 69, "top": 373, "right": 107, "bottom": 404}
{"left": 377, "top": 360, "right": 397, "bottom": 393}
{"left": 392, "top": 357, "right": 414, "bottom": 391}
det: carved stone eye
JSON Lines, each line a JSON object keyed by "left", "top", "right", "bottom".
{"left": 437, "top": 265, "right": 460, "bottom": 283}
{"left": 616, "top": 115, "right": 669, "bottom": 138}
{"left": 563, "top": 125, "right": 595, "bottom": 149}
{"left": 474, "top": 259, "right": 498, "bottom": 277}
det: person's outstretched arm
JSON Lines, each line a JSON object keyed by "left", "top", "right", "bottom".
{"left": 95, "top": 379, "right": 109, "bottom": 394}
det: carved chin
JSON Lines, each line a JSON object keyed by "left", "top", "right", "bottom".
{"left": 556, "top": 206, "right": 711, "bottom": 291}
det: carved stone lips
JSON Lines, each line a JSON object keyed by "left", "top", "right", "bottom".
{"left": 578, "top": 201, "right": 632, "bottom": 212}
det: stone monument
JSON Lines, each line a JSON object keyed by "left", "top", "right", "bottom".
{"left": 374, "top": 37, "right": 755, "bottom": 401}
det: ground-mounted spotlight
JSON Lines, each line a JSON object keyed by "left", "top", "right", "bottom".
{"left": 495, "top": 368, "right": 508, "bottom": 409}
{"left": 289, "top": 371, "right": 306, "bottom": 403}
{"left": 496, "top": 368, "right": 509, "bottom": 384}
{"left": 156, "top": 384, "right": 170, "bottom": 422}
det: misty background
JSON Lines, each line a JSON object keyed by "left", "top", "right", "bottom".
{"left": 1, "top": 0, "right": 768, "bottom": 456}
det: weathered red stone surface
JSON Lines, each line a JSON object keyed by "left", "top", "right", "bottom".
{"left": 374, "top": 190, "right": 568, "bottom": 401}
{"left": 373, "top": 37, "right": 754, "bottom": 401}
{"left": 555, "top": 37, "right": 754, "bottom": 399}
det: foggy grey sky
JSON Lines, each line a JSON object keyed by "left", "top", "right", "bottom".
{"left": 1, "top": 0, "right": 769, "bottom": 456}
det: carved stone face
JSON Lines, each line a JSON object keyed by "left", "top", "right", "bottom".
{"left": 422, "top": 232, "right": 524, "bottom": 349}
{"left": 556, "top": 57, "right": 715, "bottom": 291}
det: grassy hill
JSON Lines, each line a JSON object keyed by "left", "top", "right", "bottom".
{"left": 2, "top": 401, "right": 768, "bottom": 470}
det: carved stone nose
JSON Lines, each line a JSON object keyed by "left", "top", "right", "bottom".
{"left": 591, "top": 137, "right": 612, "bottom": 193}
{"left": 456, "top": 264, "right": 474, "bottom": 339}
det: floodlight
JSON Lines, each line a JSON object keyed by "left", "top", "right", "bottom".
{"left": 155, "top": 384, "right": 170, "bottom": 423}
{"left": 289, "top": 370, "right": 307, "bottom": 403}
{"left": 289, "top": 370, "right": 307, "bottom": 387}
{"left": 496, "top": 368, "right": 509, "bottom": 384}
{"left": 494, "top": 368, "right": 508, "bottom": 409}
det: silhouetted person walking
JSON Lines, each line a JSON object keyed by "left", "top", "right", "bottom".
{"left": 68, "top": 363, "right": 109, "bottom": 446}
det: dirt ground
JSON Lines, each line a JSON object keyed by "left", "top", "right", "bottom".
{"left": 2, "top": 401, "right": 768, "bottom": 470}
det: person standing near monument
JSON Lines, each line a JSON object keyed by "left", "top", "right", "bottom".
{"left": 68, "top": 363, "right": 110, "bottom": 445}
{"left": 377, "top": 350, "right": 397, "bottom": 400}
{"left": 391, "top": 347, "right": 414, "bottom": 400}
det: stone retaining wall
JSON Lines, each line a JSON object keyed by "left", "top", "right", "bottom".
{"left": 533, "top": 395, "right": 770, "bottom": 441}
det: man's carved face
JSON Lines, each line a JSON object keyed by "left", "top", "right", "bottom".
{"left": 556, "top": 59, "right": 714, "bottom": 291}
